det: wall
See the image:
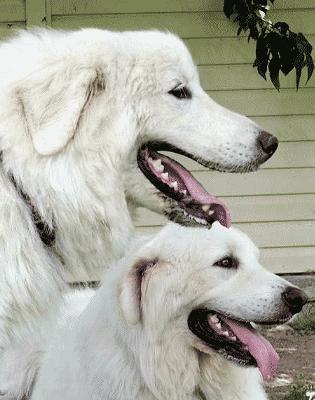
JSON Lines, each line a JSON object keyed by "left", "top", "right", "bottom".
{"left": 0, "top": 0, "right": 314, "bottom": 273}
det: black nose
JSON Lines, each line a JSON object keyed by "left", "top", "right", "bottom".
{"left": 257, "top": 131, "right": 278, "bottom": 158}
{"left": 281, "top": 287, "right": 308, "bottom": 314}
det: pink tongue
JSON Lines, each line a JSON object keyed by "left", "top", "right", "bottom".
{"left": 223, "top": 318, "right": 279, "bottom": 380}
{"left": 153, "top": 151, "right": 231, "bottom": 228}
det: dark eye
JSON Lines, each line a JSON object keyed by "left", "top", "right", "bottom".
{"left": 214, "top": 257, "right": 238, "bottom": 269}
{"left": 168, "top": 85, "right": 192, "bottom": 100}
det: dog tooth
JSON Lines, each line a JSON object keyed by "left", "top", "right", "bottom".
{"left": 208, "top": 210, "right": 214, "bottom": 216}
{"left": 181, "top": 190, "right": 187, "bottom": 195}
{"left": 216, "top": 322, "right": 222, "bottom": 330}
{"left": 153, "top": 158, "right": 162, "bottom": 167}
{"left": 193, "top": 216, "right": 207, "bottom": 225}
{"left": 210, "top": 315, "right": 219, "bottom": 324}
{"left": 170, "top": 181, "right": 178, "bottom": 191}
{"left": 230, "top": 336, "right": 237, "bottom": 341}
{"left": 222, "top": 331, "right": 229, "bottom": 336}
{"left": 202, "top": 205, "right": 210, "bottom": 212}
{"left": 151, "top": 159, "right": 164, "bottom": 173}
{"left": 161, "top": 172, "right": 169, "bottom": 181}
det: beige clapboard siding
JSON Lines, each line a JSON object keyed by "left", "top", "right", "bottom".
{"left": 208, "top": 88, "right": 315, "bottom": 117}
{"left": 135, "top": 221, "right": 315, "bottom": 248}
{"left": 136, "top": 194, "right": 315, "bottom": 226}
{"left": 186, "top": 35, "right": 315, "bottom": 65}
{"left": 51, "top": 0, "right": 315, "bottom": 15}
{"left": 252, "top": 116, "right": 315, "bottom": 142}
{"left": 199, "top": 64, "right": 315, "bottom": 90}
{"left": 52, "top": 10, "right": 315, "bottom": 37}
{"left": 0, "top": 22, "right": 25, "bottom": 39}
{"left": 0, "top": 0, "right": 25, "bottom": 22}
{"left": 260, "top": 247, "right": 315, "bottom": 274}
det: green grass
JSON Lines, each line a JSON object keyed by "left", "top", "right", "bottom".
{"left": 290, "top": 303, "right": 315, "bottom": 334}
{"left": 282, "top": 381, "right": 314, "bottom": 400}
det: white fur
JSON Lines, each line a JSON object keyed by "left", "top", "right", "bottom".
{"left": 0, "top": 28, "right": 268, "bottom": 397}
{"left": 30, "top": 223, "right": 295, "bottom": 400}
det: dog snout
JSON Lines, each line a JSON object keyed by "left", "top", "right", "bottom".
{"left": 281, "top": 287, "right": 308, "bottom": 315}
{"left": 257, "top": 131, "right": 278, "bottom": 160}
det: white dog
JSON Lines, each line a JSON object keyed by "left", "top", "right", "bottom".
{"left": 30, "top": 223, "right": 307, "bottom": 400}
{"left": 0, "top": 29, "right": 278, "bottom": 396}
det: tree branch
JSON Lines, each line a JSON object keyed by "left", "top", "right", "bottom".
{"left": 223, "top": 0, "right": 314, "bottom": 90}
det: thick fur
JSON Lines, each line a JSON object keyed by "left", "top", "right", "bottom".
{"left": 0, "top": 28, "right": 271, "bottom": 397}
{"left": 30, "top": 223, "right": 297, "bottom": 400}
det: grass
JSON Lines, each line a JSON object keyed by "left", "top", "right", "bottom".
{"left": 282, "top": 381, "right": 315, "bottom": 400}
{"left": 270, "top": 376, "right": 315, "bottom": 400}
{"left": 290, "top": 303, "right": 315, "bottom": 334}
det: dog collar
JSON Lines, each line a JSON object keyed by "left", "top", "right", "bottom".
{"left": 10, "top": 174, "right": 56, "bottom": 246}
{"left": 0, "top": 152, "right": 55, "bottom": 247}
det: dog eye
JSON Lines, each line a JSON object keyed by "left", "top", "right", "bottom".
{"left": 214, "top": 257, "right": 238, "bottom": 269}
{"left": 168, "top": 85, "right": 192, "bottom": 100}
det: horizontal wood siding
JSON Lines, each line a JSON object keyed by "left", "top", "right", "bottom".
{"left": 0, "top": 0, "right": 25, "bottom": 39}
{"left": 1, "top": 1, "right": 314, "bottom": 272}
{"left": 50, "top": 0, "right": 315, "bottom": 14}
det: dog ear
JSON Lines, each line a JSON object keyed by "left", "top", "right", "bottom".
{"left": 19, "top": 65, "right": 105, "bottom": 155}
{"left": 120, "top": 258, "right": 158, "bottom": 325}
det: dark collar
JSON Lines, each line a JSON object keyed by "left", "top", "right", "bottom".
{"left": 10, "top": 175, "right": 56, "bottom": 246}
{"left": 0, "top": 152, "right": 55, "bottom": 246}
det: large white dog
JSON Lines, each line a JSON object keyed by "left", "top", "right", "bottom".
{"left": 29, "top": 223, "right": 307, "bottom": 400}
{"left": 0, "top": 29, "right": 278, "bottom": 396}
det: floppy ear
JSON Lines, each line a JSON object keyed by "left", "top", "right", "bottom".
{"left": 120, "top": 258, "right": 158, "bottom": 325}
{"left": 19, "top": 64, "right": 105, "bottom": 155}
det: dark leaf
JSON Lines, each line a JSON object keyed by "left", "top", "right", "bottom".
{"left": 269, "top": 55, "right": 281, "bottom": 90}
{"left": 222, "top": 0, "right": 313, "bottom": 90}
{"left": 274, "top": 22, "right": 289, "bottom": 35}
{"left": 294, "top": 52, "right": 305, "bottom": 90}
{"left": 266, "top": 31, "right": 282, "bottom": 53}
{"left": 248, "top": 20, "right": 259, "bottom": 40}
{"left": 305, "top": 54, "right": 314, "bottom": 83}
{"left": 224, "top": 0, "right": 235, "bottom": 18}
{"left": 235, "top": 0, "right": 250, "bottom": 15}
{"left": 297, "top": 33, "right": 313, "bottom": 55}
{"left": 281, "top": 59, "right": 294, "bottom": 75}
{"left": 279, "top": 37, "right": 295, "bottom": 75}
{"left": 254, "top": 35, "right": 269, "bottom": 79}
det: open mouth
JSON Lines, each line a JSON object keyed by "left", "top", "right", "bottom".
{"left": 137, "top": 142, "right": 231, "bottom": 227}
{"left": 188, "top": 309, "right": 280, "bottom": 380}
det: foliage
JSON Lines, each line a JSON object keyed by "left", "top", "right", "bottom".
{"left": 282, "top": 380, "right": 315, "bottom": 400}
{"left": 223, "top": 0, "right": 314, "bottom": 90}
{"left": 290, "top": 303, "right": 315, "bottom": 334}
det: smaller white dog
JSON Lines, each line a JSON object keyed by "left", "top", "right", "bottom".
{"left": 31, "top": 223, "right": 307, "bottom": 400}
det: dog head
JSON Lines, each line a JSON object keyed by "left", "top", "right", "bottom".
{"left": 11, "top": 29, "right": 278, "bottom": 228}
{"left": 119, "top": 31, "right": 278, "bottom": 228}
{"left": 119, "top": 222, "right": 307, "bottom": 381}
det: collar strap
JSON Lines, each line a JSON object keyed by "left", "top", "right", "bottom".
{"left": 9, "top": 174, "right": 56, "bottom": 246}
